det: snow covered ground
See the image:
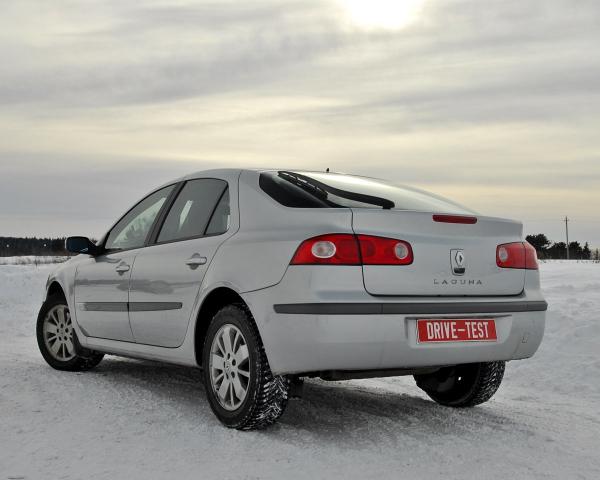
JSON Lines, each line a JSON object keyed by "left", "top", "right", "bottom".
{"left": 0, "top": 256, "right": 69, "bottom": 265}
{"left": 1, "top": 262, "right": 599, "bottom": 479}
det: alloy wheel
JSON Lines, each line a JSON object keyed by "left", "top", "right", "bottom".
{"left": 209, "top": 324, "right": 251, "bottom": 411}
{"left": 43, "top": 305, "right": 76, "bottom": 361}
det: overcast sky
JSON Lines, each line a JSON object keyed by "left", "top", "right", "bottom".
{"left": 1, "top": 0, "right": 599, "bottom": 248}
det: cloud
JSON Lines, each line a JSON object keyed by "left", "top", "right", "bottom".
{"left": 0, "top": 0, "right": 599, "bottom": 245}
{"left": 0, "top": 1, "right": 345, "bottom": 108}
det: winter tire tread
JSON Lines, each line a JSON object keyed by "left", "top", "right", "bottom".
{"left": 203, "top": 303, "right": 290, "bottom": 430}
{"left": 415, "top": 361, "right": 505, "bottom": 408}
{"left": 37, "top": 294, "right": 104, "bottom": 372}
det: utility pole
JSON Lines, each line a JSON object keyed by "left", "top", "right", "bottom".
{"left": 565, "top": 216, "right": 570, "bottom": 260}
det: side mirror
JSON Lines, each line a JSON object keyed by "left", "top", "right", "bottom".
{"left": 66, "top": 236, "right": 100, "bottom": 256}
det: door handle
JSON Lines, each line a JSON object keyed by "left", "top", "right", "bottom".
{"left": 185, "top": 254, "right": 207, "bottom": 268}
{"left": 115, "top": 264, "right": 130, "bottom": 274}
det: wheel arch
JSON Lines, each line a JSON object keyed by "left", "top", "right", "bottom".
{"left": 194, "top": 286, "right": 250, "bottom": 367}
{"left": 46, "top": 280, "right": 66, "bottom": 299}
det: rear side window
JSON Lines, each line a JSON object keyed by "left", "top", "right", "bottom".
{"left": 205, "top": 188, "right": 230, "bottom": 235}
{"left": 259, "top": 171, "right": 474, "bottom": 214}
{"left": 157, "top": 179, "right": 228, "bottom": 243}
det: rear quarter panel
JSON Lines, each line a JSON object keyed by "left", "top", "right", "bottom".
{"left": 203, "top": 170, "right": 354, "bottom": 294}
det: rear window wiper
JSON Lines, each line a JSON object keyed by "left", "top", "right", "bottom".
{"left": 278, "top": 171, "right": 332, "bottom": 204}
{"left": 278, "top": 171, "right": 395, "bottom": 209}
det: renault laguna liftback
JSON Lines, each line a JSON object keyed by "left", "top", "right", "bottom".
{"left": 37, "top": 169, "right": 546, "bottom": 430}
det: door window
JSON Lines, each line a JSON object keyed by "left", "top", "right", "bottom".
{"left": 157, "top": 179, "right": 228, "bottom": 243}
{"left": 205, "top": 188, "right": 230, "bottom": 235}
{"left": 105, "top": 185, "right": 175, "bottom": 251}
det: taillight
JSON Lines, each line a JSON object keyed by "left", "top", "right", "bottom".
{"left": 290, "top": 234, "right": 413, "bottom": 266}
{"left": 291, "top": 234, "right": 360, "bottom": 265}
{"left": 497, "top": 242, "right": 538, "bottom": 270}
{"left": 524, "top": 242, "right": 539, "bottom": 270}
{"left": 357, "top": 235, "right": 413, "bottom": 265}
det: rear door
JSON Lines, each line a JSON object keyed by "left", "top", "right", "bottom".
{"left": 352, "top": 209, "right": 525, "bottom": 296}
{"left": 128, "top": 176, "right": 236, "bottom": 347}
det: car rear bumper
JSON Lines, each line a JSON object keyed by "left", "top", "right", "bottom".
{"left": 253, "top": 309, "right": 545, "bottom": 375}
{"left": 241, "top": 267, "right": 547, "bottom": 376}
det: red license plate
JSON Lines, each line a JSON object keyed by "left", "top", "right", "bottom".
{"left": 417, "top": 319, "right": 497, "bottom": 343}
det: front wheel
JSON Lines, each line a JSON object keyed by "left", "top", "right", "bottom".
{"left": 37, "top": 295, "right": 104, "bottom": 371}
{"left": 414, "top": 361, "right": 505, "bottom": 407}
{"left": 202, "top": 304, "right": 290, "bottom": 430}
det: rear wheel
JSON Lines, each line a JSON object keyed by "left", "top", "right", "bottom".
{"left": 414, "top": 361, "right": 505, "bottom": 407}
{"left": 202, "top": 304, "right": 290, "bottom": 430}
{"left": 37, "top": 295, "right": 104, "bottom": 371}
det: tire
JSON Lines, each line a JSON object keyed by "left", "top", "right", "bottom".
{"left": 202, "top": 303, "right": 290, "bottom": 430}
{"left": 414, "top": 361, "right": 505, "bottom": 407}
{"left": 37, "top": 295, "right": 104, "bottom": 371}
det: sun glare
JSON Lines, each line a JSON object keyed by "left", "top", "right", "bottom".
{"left": 338, "top": 0, "right": 425, "bottom": 30}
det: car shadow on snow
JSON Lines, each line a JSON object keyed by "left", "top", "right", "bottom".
{"left": 89, "top": 357, "right": 525, "bottom": 444}
{"left": 277, "top": 380, "right": 525, "bottom": 446}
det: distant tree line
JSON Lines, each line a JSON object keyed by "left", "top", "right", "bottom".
{"left": 1, "top": 234, "right": 598, "bottom": 260}
{"left": 526, "top": 234, "right": 598, "bottom": 260}
{"left": 0, "top": 237, "right": 69, "bottom": 257}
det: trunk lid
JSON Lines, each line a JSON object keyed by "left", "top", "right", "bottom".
{"left": 352, "top": 209, "right": 525, "bottom": 296}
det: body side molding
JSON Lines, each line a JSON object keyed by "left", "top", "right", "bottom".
{"left": 78, "top": 302, "right": 183, "bottom": 312}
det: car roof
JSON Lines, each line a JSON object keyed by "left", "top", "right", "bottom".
{"left": 173, "top": 167, "right": 350, "bottom": 182}
{"left": 152, "top": 168, "right": 395, "bottom": 196}
{"left": 150, "top": 167, "right": 349, "bottom": 193}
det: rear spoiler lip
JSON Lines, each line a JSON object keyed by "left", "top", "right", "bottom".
{"left": 273, "top": 300, "right": 548, "bottom": 315}
{"left": 349, "top": 209, "right": 524, "bottom": 230}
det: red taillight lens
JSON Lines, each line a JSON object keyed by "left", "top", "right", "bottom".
{"left": 497, "top": 243, "right": 525, "bottom": 269}
{"left": 357, "top": 235, "right": 414, "bottom": 265}
{"left": 290, "top": 234, "right": 360, "bottom": 265}
{"left": 290, "top": 234, "right": 413, "bottom": 265}
{"left": 497, "top": 242, "right": 538, "bottom": 270}
{"left": 524, "top": 241, "right": 539, "bottom": 270}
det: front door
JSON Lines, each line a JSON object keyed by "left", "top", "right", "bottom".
{"left": 74, "top": 252, "right": 136, "bottom": 341}
{"left": 128, "top": 178, "right": 232, "bottom": 347}
{"left": 73, "top": 184, "right": 176, "bottom": 342}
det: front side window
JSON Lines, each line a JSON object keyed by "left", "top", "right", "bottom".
{"left": 105, "top": 185, "right": 175, "bottom": 251}
{"left": 157, "top": 179, "right": 228, "bottom": 243}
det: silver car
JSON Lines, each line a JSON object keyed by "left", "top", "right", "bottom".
{"left": 37, "top": 169, "right": 547, "bottom": 430}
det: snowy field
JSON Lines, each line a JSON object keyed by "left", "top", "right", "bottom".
{"left": 1, "top": 262, "right": 599, "bottom": 480}
{"left": 0, "top": 256, "right": 69, "bottom": 265}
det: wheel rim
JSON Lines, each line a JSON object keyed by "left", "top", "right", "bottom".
{"left": 209, "top": 324, "right": 251, "bottom": 411}
{"left": 43, "top": 305, "right": 76, "bottom": 362}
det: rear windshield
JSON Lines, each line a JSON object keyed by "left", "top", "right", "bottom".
{"left": 259, "top": 171, "right": 474, "bottom": 214}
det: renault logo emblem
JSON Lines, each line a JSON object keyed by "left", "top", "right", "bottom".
{"left": 451, "top": 249, "right": 466, "bottom": 275}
